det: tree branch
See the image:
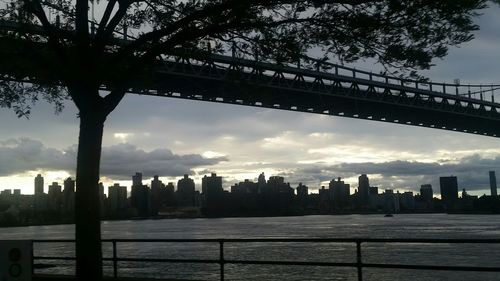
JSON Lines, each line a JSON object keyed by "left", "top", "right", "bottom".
{"left": 103, "top": 88, "right": 126, "bottom": 116}
{"left": 94, "top": 0, "right": 118, "bottom": 42}
{"left": 93, "top": 0, "right": 132, "bottom": 52}
{"left": 75, "top": 0, "right": 89, "bottom": 45}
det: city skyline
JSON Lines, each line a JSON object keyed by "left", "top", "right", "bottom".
{"left": 2, "top": 170, "right": 498, "bottom": 199}
{"left": 2, "top": 171, "right": 498, "bottom": 226}
{"left": 1, "top": 6, "right": 500, "bottom": 195}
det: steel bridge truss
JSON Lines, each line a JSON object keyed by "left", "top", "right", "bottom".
{"left": 1, "top": 19, "right": 500, "bottom": 137}
{"left": 127, "top": 53, "right": 500, "bottom": 137}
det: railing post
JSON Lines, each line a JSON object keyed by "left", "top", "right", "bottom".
{"left": 31, "top": 240, "right": 34, "bottom": 277}
{"left": 219, "top": 241, "right": 225, "bottom": 281}
{"left": 356, "top": 240, "right": 363, "bottom": 281}
{"left": 113, "top": 240, "right": 118, "bottom": 279}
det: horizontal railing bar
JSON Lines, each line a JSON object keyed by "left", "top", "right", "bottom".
{"left": 225, "top": 260, "right": 357, "bottom": 267}
{"left": 32, "top": 238, "right": 500, "bottom": 243}
{"left": 32, "top": 256, "right": 500, "bottom": 273}
{"left": 362, "top": 263, "right": 500, "bottom": 272}
{"left": 106, "top": 257, "right": 220, "bottom": 264}
{"left": 34, "top": 256, "right": 75, "bottom": 260}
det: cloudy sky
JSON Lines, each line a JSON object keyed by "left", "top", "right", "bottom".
{"left": 1, "top": 5, "right": 500, "bottom": 196}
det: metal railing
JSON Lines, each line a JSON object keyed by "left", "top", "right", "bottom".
{"left": 32, "top": 238, "right": 500, "bottom": 281}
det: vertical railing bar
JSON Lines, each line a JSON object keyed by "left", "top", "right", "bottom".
{"left": 219, "top": 240, "right": 225, "bottom": 281}
{"left": 113, "top": 240, "right": 118, "bottom": 279}
{"left": 356, "top": 240, "right": 363, "bottom": 281}
{"left": 31, "top": 240, "right": 35, "bottom": 277}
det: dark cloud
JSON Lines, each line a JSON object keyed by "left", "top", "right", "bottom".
{"left": 292, "top": 155, "right": 500, "bottom": 193}
{"left": 0, "top": 138, "right": 226, "bottom": 179}
{"left": 99, "top": 143, "right": 227, "bottom": 179}
{"left": 0, "top": 138, "right": 74, "bottom": 175}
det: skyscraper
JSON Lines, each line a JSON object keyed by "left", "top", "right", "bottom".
{"left": 63, "top": 177, "right": 76, "bottom": 213}
{"left": 329, "top": 177, "right": 350, "bottom": 210}
{"left": 202, "top": 173, "right": 223, "bottom": 195}
{"left": 131, "top": 173, "right": 149, "bottom": 216}
{"left": 440, "top": 176, "right": 458, "bottom": 211}
{"left": 63, "top": 177, "right": 75, "bottom": 193}
{"left": 489, "top": 171, "right": 497, "bottom": 197}
{"left": 177, "top": 174, "right": 195, "bottom": 207}
{"left": 420, "top": 184, "right": 433, "bottom": 202}
{"left": 34, "top": 174, "right": 44, "bottom": 194}
{"left": 358, "top": 174, "right": 370, "bottom": 206}
{"left": 296, "top": 183, "right": 308, "bottom": 199}
{"left": 132, "top": 172, "right": 143, "bottom": 187}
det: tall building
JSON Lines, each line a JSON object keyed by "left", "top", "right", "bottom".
{"left": 48, "top": 182, "right": 62, "bottom": 211}
{"left": 62, "top": 177, "right": 75, "bottom": 213}
{"left": 150, "top": 175, "right": 166, "bottom": 214}
{"left": 257, "top": 172, "right": 266, "bottom": 193}
{"left": 202, "top": 173, "right": 223, "bottom": 195}
{"left": 369, "top": 186, "right": 378, "bottom": 195}
{"left": 231, "top": 180, "right": 258, "bottom": 194}
{"left": 132, "top": 172, "right": 143, "bottom": 187}
{"left": 329, "top": 177, "right": 350, "bottom": 210}
{"left": 358, "top": 174, "right": 370, "bottom": 206}
{"left": 34, "top": 174, "right": 44, "bottom": 194}
{"left": 440, "top": 176, "right": 458, "bottom": 211}
{"left": 131, "top": 173, "right": 149, "bottom": 216}
{"left": 296, "top": 183, "right": 308, "bottom": 199}
{"left": 177, "top": 174, "right": 195, "bottom": 207}
{"left": 63, "top": 177, "right": 75, "bottom": 193}
{"left": 489, "top": 171, "right": 497, "bottom": 197}
{"left": 108, "top": 183, "right": 128, "bottom": 211}
{"left": 420, "top": 184, "right": 433, "bottom": 202}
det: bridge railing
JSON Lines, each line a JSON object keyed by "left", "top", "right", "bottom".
{"left": 32, "top": 238, "right": 500, "bottom": 281}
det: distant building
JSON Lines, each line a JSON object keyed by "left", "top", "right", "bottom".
{"left": 108, "top": 183, "right": 128, "bottom": 212}
{"left": 440, "top": 176, "right": 458, "bottom": 211}
{"left": 132, "top": 172, "right": 143, "bottom": 186}
{"left": 329, "top": 177, "right": 350, "bottom": 210}
{"left": 202, "top": 173, "right": 223, "bottom": 196}
{"left": 177, "top": 174, "right": 195, "bottom": 207}
{"left": 62, "top": 177, "right": 75, "bottom": 213}
{"left": 48, "top": 182, "right": 62, "bottom": 211}
{"left": 257, "top": 173, "right": 266, "bottom": 193}
{"left": 383, "top": 189, "right": 400, "bottom": 213}
{"left": 131, "top": 173, "right": 149, "bottom": 216}
{"left": 34, "top": 174, "right": 44, "bottom": 195}
{"left": 369, "top": 186, "right": 378, "bottom": 195}
{"left": 231, "top": 180, "right": 258, "bottom": 194}
{"left": 358, "top": 174, "right": 370, "bottom": 206}
{"left": 490, "top": 171, "right": 497, "bottom": 197}
{"left": 296, "top": 183, "right": 308, "bottom": 199}
{"left": 399, "top": 192, "right": 415, "bottom": 211}
{"left": 150, "top": 175, "right": 165, "bottom": 214}
{"left": 420, "top": 184, "right": 433, "bottom": 202}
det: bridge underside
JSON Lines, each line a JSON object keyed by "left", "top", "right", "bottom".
{"left": 129, "top": 66, "right": 500, "bottom": 138}
{"left": 0, "top": 36, "right": 499, "bottom": 137}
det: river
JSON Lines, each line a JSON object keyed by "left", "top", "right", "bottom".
{"left": 2, "top": 214, "right": 500, "bottom": 280}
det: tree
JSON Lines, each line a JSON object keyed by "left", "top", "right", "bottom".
{"left": 0, "top": 0, "right": 493, "bottom": 279}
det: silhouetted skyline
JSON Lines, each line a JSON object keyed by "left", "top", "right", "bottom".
{"left": 1, "top": 170, "right": 499, "bottom": 226}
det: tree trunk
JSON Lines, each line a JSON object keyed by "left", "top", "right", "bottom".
{"left": 75, "top": 108, "right": 106, "bottom": 281}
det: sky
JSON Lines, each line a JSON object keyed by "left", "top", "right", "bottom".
{"left": 1, "top": 5, "right": 500, "bottom": 196}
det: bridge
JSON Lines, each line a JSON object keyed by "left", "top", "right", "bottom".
{"left": 1, "top": 20, "right": 500, "bottom": 137}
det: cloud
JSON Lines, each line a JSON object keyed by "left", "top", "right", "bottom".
{"left": 291, "top": 155, "right": 500, "bottom": 193}
{"left": 100, "top": 143, "right": 227, "bottom": 178}
{"left": 0, "top": 138, "right": 74, "bottom": 176}
{"left": 0, "top": 138, "right": 226, "bottom": 180}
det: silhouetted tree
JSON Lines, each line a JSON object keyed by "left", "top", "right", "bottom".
{"left": 0, "top": 0, "right": 494, "bottom": 280}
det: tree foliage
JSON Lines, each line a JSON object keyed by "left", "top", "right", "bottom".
{"left": 0, "top": 1, "right": 496, "bottom": 279}
{"left": 0, "top": 0, "right": 493, "bottom": 116}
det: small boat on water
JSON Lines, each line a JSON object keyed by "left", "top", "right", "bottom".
{"left": 384, "top": 214, "right": 394, "bottom": 217}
